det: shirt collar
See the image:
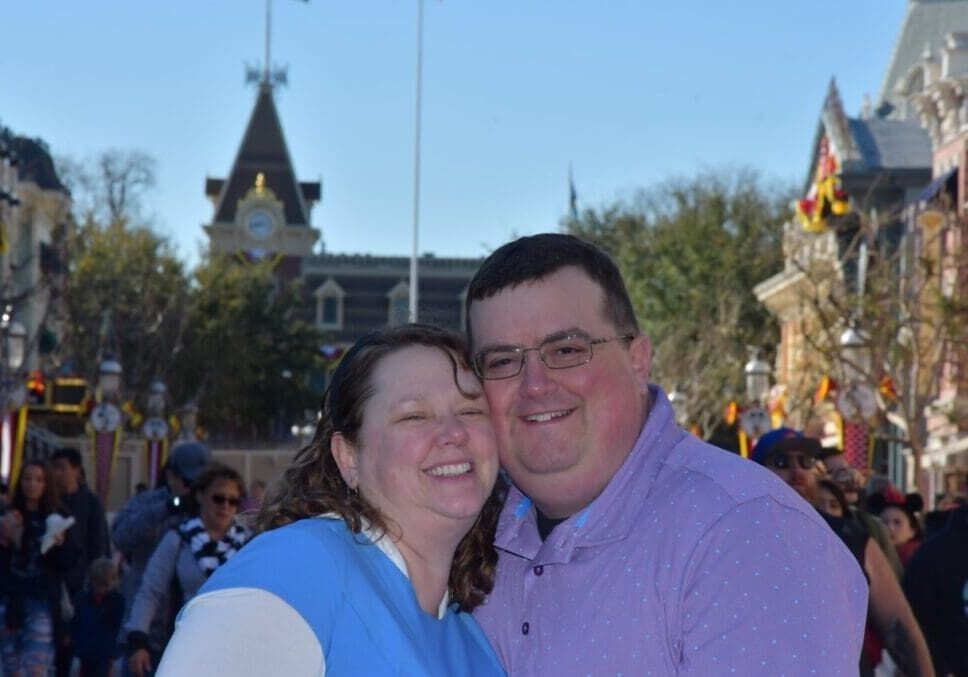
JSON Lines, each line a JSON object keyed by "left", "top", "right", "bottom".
{"left": 317, "top": 514, "right": 451, "bottom": 619}
{"left": 494, "top": 386, "right": 685, "bottom": 560}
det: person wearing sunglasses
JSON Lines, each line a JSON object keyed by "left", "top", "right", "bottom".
{"left": 752, "top": 427, "right": 934, "bottom": 677}
{"left": 125, "top": 463, "right": 250, "bottom": 676}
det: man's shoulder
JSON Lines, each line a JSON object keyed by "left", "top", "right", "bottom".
{"left": 652, "top": 436, "right": 805, "bottom": 514}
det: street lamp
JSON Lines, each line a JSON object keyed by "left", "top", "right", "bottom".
{"left": 90, "top": 357, "right": 123, "bottom": 506}
{"left": 839, "top": 326, "right": 870, "bottom": 383}
{"left": 740, "top": 349, "right": 772, "bottom": 443}
{"left": 744, "top": 351, "right": 772, "bottom": 405}
{"left": 0, "top": 308, "right": 27, "bottom": 488}
{"left": 668, "top": 389, "right": 688, "bottom": 427}
{"left": 142, "top": 379, "right": 169, "bottom": 490}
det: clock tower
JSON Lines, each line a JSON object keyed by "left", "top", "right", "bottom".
{"left": 203, "top": 81, "right": 321, "bottom": 262}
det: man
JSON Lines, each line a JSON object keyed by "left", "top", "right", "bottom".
{"left": 111, "top": 441, "right": 211, "bottom": 668}
{"left": 466, "top": 233, "right": 868, "bottom": 674}
{"left": 903, "top": 494, "right": 968, "bottom": 675}
{"left": 752, "top": 427, "right": 934, "bottom": 677}
{"left": 50, "top": 446, "right": 112, "bottom": 677}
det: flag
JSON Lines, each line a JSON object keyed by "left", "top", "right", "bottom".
{"left": 568, "top": 166, "right": 578, "bottom": 220}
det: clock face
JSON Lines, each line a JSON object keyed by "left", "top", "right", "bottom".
{"left": 247, "top": 209, "right": 274, "bottom": 240}
{"left": 837, "top": 384, "right": 878, "bottom": 421}
{"left": 90, "top": 403, "right": 122, "bottom": 432}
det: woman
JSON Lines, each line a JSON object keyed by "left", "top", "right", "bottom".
{"left": 817, "top": 479, "right": 850, "bottom": 518}
{"left": 125, "top": 463, "right": 250, "bottom": 676}
{"left": 868, "top": 488, "right": 924, "bottom": 568}
{"left": 0, "top": 460, "right": 78, "bottom": 677}
{"left": 157, "top": 324, "right": 505, "bottom": 676}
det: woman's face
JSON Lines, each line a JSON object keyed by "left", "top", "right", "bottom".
{"left": 197, "top": 478, "right": 242, "bottom": 535}
{"left": 818, "top": 486, "right": 843, "bottom": 518}
{"left": 881, "top": 506, "right": 916, "bottom": 546}
{"left": 20, "top": 465, "right": 45, "bottom": 504}
{"left": 335, "top": 345, "right": 499, "bottom": 542}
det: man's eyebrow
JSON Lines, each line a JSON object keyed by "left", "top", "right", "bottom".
{"left": 476, "top": 327, "right": 589, "bottom": 353}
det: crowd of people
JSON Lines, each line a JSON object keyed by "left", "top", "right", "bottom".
{"left": 0, "top": 232, "right": 965, "bottom": 675}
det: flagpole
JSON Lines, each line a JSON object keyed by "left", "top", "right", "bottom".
{"left": 409, "top": 0, "right": 424, "bottom": 322}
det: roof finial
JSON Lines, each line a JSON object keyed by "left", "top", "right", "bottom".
{"left": 244, "top": 0, "right": 299, "bottom": 90}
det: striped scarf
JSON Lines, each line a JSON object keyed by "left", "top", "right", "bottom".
{"left": 178, "top": 517, "right": 249, "bottom": 578}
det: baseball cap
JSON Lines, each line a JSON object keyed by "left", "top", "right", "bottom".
{"left": 750, "top": 427, "right": 822, "bottom": 466}
{"left": 167, "top": 441, "right": 211, "bottom": 485}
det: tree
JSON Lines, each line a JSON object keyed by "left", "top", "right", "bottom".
{"left": 54, "top": 151, "right": 189, "bottom": 400}
{"left": 565, "top": 168, "right": 793, "bottom": 435}
{"left": 774, "top": 205, "right": 968, "bottom": 494}
{"left": 169, "top": 255, "right": 325, "bottom": 440}
{"left": 62, "top": 215, "right": 189, "bottom": 399}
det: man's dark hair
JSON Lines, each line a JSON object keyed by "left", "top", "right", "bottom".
{"left": 465, "top": 233, "right": 639, "bottom": 343}
{"left": 51, "top": 447, "right": 83, "bottom": 468}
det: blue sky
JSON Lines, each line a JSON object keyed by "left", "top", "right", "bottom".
{"left": 2, "top": 1, "right": 908, "bottom": 265}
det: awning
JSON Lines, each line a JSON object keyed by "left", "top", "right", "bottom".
{"left": 917, "top": 167, "right": 958, "bottom": 203}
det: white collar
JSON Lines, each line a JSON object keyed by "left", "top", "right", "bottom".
{"left": 318, "top": 514, "right": 451, "bottom": 619}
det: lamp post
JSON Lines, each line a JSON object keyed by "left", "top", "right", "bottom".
{"left": 141, "top": 379, "right": 169, "bottom": 490}
{"left": 0, "top": 308, "right": 27, "bottom": 489}
{"left": 89, "top": 358, "right": 123, "bottom": 506}
{"left": 739, "top": 349, "right": 773, "bottom": 451}
{"left": 836, "top": 325, "right": 878, "bottom": 470}
{"left": 668, "top": 389, "right": 689, "bottom": 428}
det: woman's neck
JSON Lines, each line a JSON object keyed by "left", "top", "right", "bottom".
{"left": 202, "top": 519, "right": 229, "bottom": 541}
{"left": 24, "top": 498, "right": 39, "bottom": 511}
{"left": 394, "top": 520, "right": 470, "bottom": 617}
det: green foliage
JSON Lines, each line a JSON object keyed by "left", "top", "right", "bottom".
{"left": 169, "top": 255, "right": 324, "bottom": 440}
{"left": 63, "top": 216, "right": 188, "bottom": 398}
{"left": 565, "top": 168, "right": 793, "bottom": 434}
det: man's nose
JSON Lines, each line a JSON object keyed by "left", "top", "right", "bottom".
{"left": 519, "top": 351, "right": 557, "bottom": 397}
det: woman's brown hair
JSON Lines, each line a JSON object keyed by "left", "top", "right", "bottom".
{"left": 258, "top": 323, "right": 503, "bottom": 611}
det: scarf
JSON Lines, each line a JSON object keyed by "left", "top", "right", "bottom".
{"left": 177, "top": 517, "right": 249, "bottom": 578}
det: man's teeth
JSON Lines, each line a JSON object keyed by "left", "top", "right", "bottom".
{"left": 526, "top": 410, "right": 569, "bottom": 423}
{"left": 428, "top": 462, "right": 471, "bottom": 477}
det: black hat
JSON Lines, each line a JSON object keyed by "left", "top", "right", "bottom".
{"left": 750, "top": 427, "right": 823, "bottom": 465}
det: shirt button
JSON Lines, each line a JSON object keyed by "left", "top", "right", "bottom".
{"left": 533, "top": 566, "right": 544, "bottom": 576}
{"left": 521, "top": 622, "right": 530, "bottom": 635}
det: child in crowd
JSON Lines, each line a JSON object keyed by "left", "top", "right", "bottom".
{"left": 70, "top": 557, "right": 124, "bottom": 677}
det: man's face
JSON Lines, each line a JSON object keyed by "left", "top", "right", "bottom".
{"left": 763, "top": 449, "right": 820, "bottom": 505}
{"left": 51, "top": 458, "right": 80, "bottom": 494}
{"left": 468, "top": 266, "right": 652, "bottom": 518}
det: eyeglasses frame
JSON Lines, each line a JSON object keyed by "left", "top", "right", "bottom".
{"left": 472, "top": 333, "right": 635, "bottom": 380}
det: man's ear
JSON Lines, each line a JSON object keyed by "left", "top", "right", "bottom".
{"left": 331, "top": 433, "right": 359, "bottom": 489}
{"left": 628, "top": 334, "right": 653, "bottom": 390}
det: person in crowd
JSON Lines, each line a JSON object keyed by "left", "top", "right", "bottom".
{"left": 923, "top": 492, "right": 965, "bottom": 539}
{"left": 465, "top": 233, "right": 866, "bottom": 674}
{"left": 867, "top": 488, "right": 924, "bottom": 568}
{"left": 829, "top": 461, "right": 903, "bottom": 579}
{"left": 125, "top": 463, "right": 250, "bottom": 677}
{"left": 903, "top": 498, "right": 968, "bottom": 676}
{"left": 0, "top": 460, "right": 79, "bottom": 677}
{"left": 818, "top": 477, "right": 850, "bottom": 517}
{"left": 50, "top": 446, "right": 112, "bottom": 677}
{"left": 111, "top": 441, "right": 211, "bottom": 670}
{"left": 70, "top": 557, "right": 124, "bottom": 677}
{"left": 157, "top": 324, "right": 504, "bottom": 676}
{"left": 751, "top": 428, "right": 935, "bottom": 677}
{"left": 240, "top": 479, "right": 266, "bottom": 513}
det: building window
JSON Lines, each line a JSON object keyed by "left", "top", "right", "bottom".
{"left": 387, "top": 280, "right": 410, "bottom": 326}
{"left": 314, "top": 278, "right": 345, "bottom": 330}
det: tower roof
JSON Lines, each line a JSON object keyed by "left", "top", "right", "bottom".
{"left": 206, "top": 83, "right": 320, "bottom": 226}
{"left": 878, "top": 0, "right": 968, "bottom": 118}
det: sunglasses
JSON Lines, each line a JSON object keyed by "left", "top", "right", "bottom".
{"left": 210, "top": 494, "right": 241, "bottom": 508}
{"left": 769, "top": 453, "right": 818, "bottom": 471}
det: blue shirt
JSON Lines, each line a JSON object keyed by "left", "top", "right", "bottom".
{"left": 474, "top": 387, "right": 869, "bottom": 675}
{"left": 158, "top": 516, "right": 504, "bottom": 676}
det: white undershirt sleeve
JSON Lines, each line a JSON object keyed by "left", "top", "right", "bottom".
{"left": 156, "top": 587, "right": 325, "bottom": 676}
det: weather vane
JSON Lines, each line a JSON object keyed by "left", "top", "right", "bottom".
{"left": 245, "top": 0, "right": 306, "bottom": 88}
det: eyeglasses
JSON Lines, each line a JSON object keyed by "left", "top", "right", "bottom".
{"left": 210, "top": 494, "right": 241, "bottom": 508}
{"left": 472, "top": 333, "right": 634, "bottom": 380}
{"left": 769, "top": 453, "right": 818, "bottom": 471}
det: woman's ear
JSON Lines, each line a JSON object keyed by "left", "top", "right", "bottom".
{"left": 331, "top": 433, "right": 359, "bottom": 489}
